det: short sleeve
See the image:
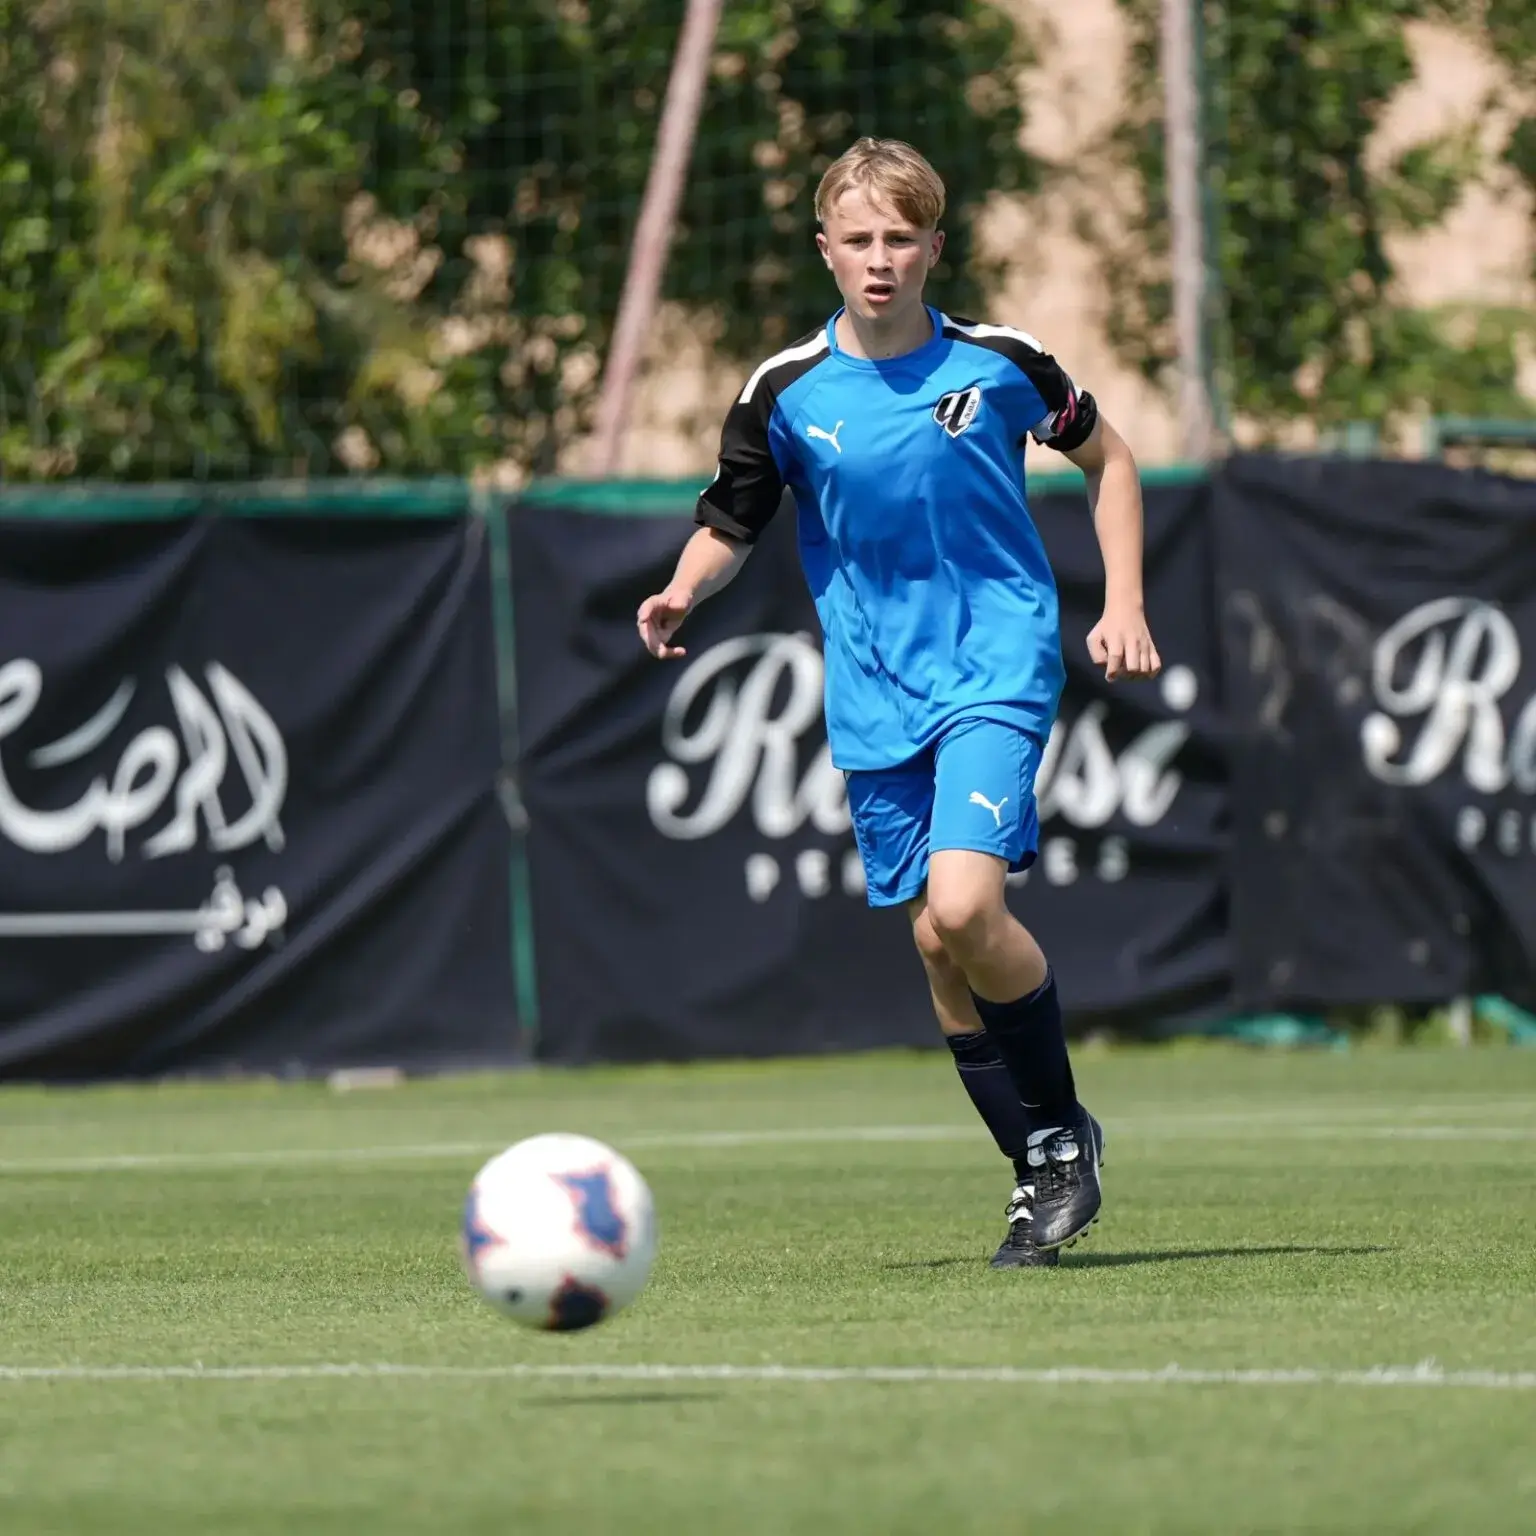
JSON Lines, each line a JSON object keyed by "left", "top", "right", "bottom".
{"left": 695, "top": 391, "right": 786, "bottom": 544}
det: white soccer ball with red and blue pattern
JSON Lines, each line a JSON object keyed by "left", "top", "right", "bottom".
{"left": 460, "top": 1133, "right": 658, "bottom": 1331}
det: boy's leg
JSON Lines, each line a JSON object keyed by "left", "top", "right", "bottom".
{"left": 847, "top": 756, "right": 1033, "bottom": 1155}
{"left": 922, "top": 719, "right": 1103, "bottom": 1251}
{"left": 907, "top": 897, "right": 1029, "bottom": 1175}
{"left": 848, "top": 763, "right": 1055, "bottom": 1265}
{"left": 908, "top": 897, "right": 1058, "bottom": 1269}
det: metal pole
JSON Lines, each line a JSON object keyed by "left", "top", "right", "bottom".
{"left": 588, "top": 0, "right": 724, "bottom": 477}
{"left": 1161, "top": 0, "right": 1214, "bottom": 462}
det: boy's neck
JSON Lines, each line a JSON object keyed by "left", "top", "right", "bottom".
{"left": 835, "top": 303, "right": 934, "bottom": 361}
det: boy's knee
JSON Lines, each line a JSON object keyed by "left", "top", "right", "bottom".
{"left": 910, "top": 904, "right": 953, "bottom": 970}
{"left": 923, "top": 884, "right": 994, "bottom": 958}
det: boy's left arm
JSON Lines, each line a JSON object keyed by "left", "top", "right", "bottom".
{"left": 1063, "top": 416, "right": 1162, "bottom": 682}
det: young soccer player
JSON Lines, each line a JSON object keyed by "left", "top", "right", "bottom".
{"left": 636, "top": 137, "right": 1161, "bottom": 1267}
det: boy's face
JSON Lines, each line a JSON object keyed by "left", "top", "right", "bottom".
{"left": 816, "top": 186, "right": 943, "bottom": 325}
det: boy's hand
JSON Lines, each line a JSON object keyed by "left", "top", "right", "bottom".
{"left": 636, "top": 586, "right": 695, "bottom": 659}
{"left": 1087, "top": 605, "right": 1161, "bottom": 682}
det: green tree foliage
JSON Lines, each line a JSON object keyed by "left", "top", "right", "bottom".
{"left": 1485, "top": 2, "right": 1536, "bottom": 245}
{"left": 0, "top": 0, "right": 1034, "bottom": 481}
{"left": 335, "top": 0, "right": 1037, "bottom": 472}
{"left": 1103, "top": 0, "right": 1535, "bottom": 439}
{"left": 0, "top": 0, "right": 495, "bottom": 479}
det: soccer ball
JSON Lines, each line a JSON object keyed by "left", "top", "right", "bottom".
{"left": 460, "top": 1132, "right": 658, "bottom": 1332}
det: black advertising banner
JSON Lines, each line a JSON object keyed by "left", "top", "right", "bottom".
{"left": 0, "top": 514, "right": 514, "bottom": 1079}
{"left": 1008, "top": 479, "right": 1230, "bottom": 1025}
{"left": 513, "top": 481, "right": 1230, "bottom": 1065}
{"left": 513, "top": 494, "right": 934, "bottom": 1064}
{"left": 1213, "top": 455, "right": 1536, "bottom": 1010}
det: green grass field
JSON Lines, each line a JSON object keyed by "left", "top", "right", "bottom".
{"left": 1, "top": 1044, "right": 1532, "bottom": 1534}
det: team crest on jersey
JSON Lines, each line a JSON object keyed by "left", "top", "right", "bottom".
{"left": 933, "top": 385, "right": 983, "bottom": 438}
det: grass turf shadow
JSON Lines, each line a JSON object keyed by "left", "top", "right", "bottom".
{"left": 883, "top": 1245, "right": 1391, "bottom": 1272}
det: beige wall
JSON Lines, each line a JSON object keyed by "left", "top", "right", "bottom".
{"left": 563, "top": 4, "right": 1534, "bottom": 480}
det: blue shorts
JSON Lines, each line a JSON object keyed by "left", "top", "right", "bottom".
{"left": 845, "top": 716, "right": 1044, "bottom": 908}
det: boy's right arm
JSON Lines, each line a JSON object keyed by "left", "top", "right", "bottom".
{"left": 637, "top": 369, "right": 791, "bottom": 660}
{"left": 635, "top": 526, "right": 751, "bottom": 659}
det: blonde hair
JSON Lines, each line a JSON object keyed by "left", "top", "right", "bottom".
{"left": 813, "top": 137, "right": 946, "bottom": 229}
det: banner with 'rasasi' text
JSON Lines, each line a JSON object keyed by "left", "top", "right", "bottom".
{"left": 512, "top": 482, "right": 1230, "bottom": 1064}
{"left": 1215, "top": 455, "right": 1536, "bottom": 1009}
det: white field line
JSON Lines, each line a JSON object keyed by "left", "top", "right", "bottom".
{"left": 1, "top": 1098, "right": 1530, "bottom": 1152}
{"left": 0, "top": 1120, "right": 1534, "bottom": 1176}
{"left": 0, "top": 1360, "right": 1531, "bottom": 1391}
{"left": 0, "top": 1127, "right": 966, "bottom": 1174}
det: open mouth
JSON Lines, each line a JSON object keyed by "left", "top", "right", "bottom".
{"left": 864, "top": 282, "right": 896, "bottom": 304}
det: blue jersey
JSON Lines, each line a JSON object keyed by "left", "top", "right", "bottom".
{"left": 696, "top": 306, "right": 1098, "bottom": 772}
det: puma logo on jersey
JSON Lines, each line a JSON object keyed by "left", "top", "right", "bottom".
{"left": 934, "top": 386, "right": 983, "bottom": 438}
{"left": 806, "top": 420, "right": 844, "bottom": 453}
{"left": 969, "top": 790, "right": 1009, "bottom": 827}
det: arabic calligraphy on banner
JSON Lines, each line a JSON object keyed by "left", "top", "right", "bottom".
{"left": 0, "top": 866, "right": 287, "bottom": 950}
{"left": 0, "top": 659, "right": 290, "bottom": 951}
{"left": 0, "top": 658, "right": 286, "bottom": 862}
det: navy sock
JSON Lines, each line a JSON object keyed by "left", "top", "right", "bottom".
{"left": 945, "top": 1029, "right": 1034, "bottom": 1183}
{"left": 969, "top": 968, "right": 1078, "bottom": 1137}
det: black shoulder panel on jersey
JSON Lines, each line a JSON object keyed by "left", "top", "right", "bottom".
{"left": 740, "top": 325, "right": 831, "bottom": 404}
{"left": 941, "top": 316, "right": 1099, "bottom": 453}
{"left": 942, "top": 315, "right": 1061, "bottom": 385}
{"left": 696, "top": 327, "right": 831, "bottom": 543}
